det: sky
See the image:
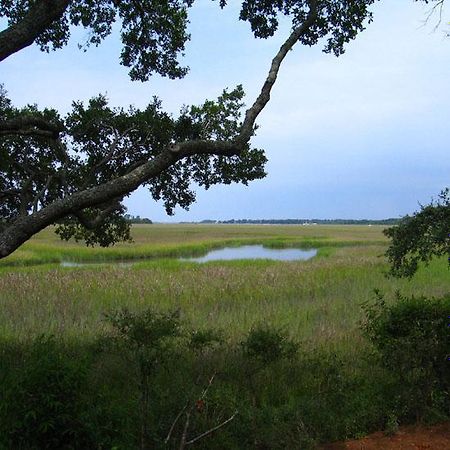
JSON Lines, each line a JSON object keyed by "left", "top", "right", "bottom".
{"left": 1, "top": 0, "right": 449, "bottom": 221}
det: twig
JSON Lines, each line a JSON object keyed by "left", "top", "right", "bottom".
{"left": 185, "top": 410, "right": 238, "bottom": 446}
{"left": 199, "top": 373, "right": 216, "bottom": 400}
{"left": 421, "top": 0, "right": 445, "bottom": 31}
{"left": 93, "top": 127, "right": 136, "bottom": 173}
{"left": 165, "top": 403, "right": 188, "bottom": 444}
{"left": 178, "top": 410, "right": 191, "bottom": 450}
{"left": 32, "top": 175, "right": 53, "bottom": 213}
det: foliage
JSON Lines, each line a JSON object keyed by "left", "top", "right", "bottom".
{"left": 1, "top": 301, "right": 450, "bottom": 449}
{"left": 362, "top": 290, "right": 450, "bottom": 420}
{"left": 241, "top": 324, "right": 298, "bottom": 364}
{"left": 384, "top": 188, "right": 450, "bottom": 278}
{"left": 238, "top": 0, "right": 377, "bottom": 56}
{"left": 0, "top": 336, "right": 94, "bottom": 450}
{"left": 0, "top": 0, "right": 379, "bottom": 256}
{"left": 106, "top": 307, "right": 183, "bottom": 363}
{"left": 189, "top": 327, "right": 223, "bottom": 353}
{"left": 106, "top": 308, "right": 183, "bottom": 448}
{"left": 0, "top": 0, "right": 193, "bottom": 81}
{"left": 0, "top": 86, "right": 266, "bottom": 246}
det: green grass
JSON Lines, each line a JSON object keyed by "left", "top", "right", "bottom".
{"left": 0, "top": 224, "right": 448, "bottom": 344}
{"left": 0, "top": 223, "right": 387, "bottom": 267}
{"left": 1, "top": 224, "right": 449, "bottom": 448}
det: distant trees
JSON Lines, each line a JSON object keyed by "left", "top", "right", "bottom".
{"left": 218, "top": 218, "right": 400, "bottom": 225}
{"left": 125, "top": 215, "right": 153, "bottom": 225}
{"left": 384, "top": 188, "right": 450, "bottom": 278}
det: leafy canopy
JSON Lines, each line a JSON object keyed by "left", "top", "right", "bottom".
{"left": 384, "top": 188, "right": 450, "bottom": 278}
{"left": 0, "top": 85, "right": 266, "bottom": 245}
{"left": 0, "top": 0, "right": 379, "bottom": 254}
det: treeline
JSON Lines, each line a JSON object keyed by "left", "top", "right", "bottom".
{"left": 199, "top": 218, "right": 400, "bottom": 225}
{"left": 124, "top": 214, "right": 153, "bottom": 224}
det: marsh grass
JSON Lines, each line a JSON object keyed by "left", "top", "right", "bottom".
{"left": 0, "top": 231, "right": 448, "bottom": 344}
{"left": 1, "top": 224, "right": 449, "bottom": 448}
{"left": 0, "top": 224, "right": 387, "bottom": 267}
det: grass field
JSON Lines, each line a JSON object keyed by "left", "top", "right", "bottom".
{"left": 1, "top": 224, "right": 449, "bottom": 449}
{"left": 0, "top": 223, "right": 387, "bottom": 267}
{"left": 1, "top": 224, "right": 448, "bottom": 342}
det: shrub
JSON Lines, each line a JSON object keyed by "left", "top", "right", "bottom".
{"left": 106, "top": 308, "right": 184, "bottom": 448}
{"left": 1, "top": 336, "right": 94, "bottom": 450}
{"left": 362, "top": 290, "right": 450, "bottom": 420}
{"left": 241, "top": 324, "right": 298, "bottom": 364}
{"left": 189, "top": 328, "right": 223, "bottom": 354}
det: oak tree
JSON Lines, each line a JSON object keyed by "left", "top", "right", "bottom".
{"left": 0, "top": 0, "right": 378, "bottom": 258}
{"left": 384, "top": 188, "right": 450, "bottom": 278}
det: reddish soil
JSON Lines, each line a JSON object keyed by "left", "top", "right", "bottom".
{"left": 321, "top": 422, "right": 450, "bottom": 450}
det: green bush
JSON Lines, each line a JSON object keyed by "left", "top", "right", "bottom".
{"left": 1, "top": 336, "right": 94, "bottom": 450}
{"left": 362, "top": 290, "right": 450, "bottom": 421}
{"left": 241, "top": 324, "right": 298, "bottom": 364}
{"left": 2, "top": 305, "right": 429, "bottom": 449}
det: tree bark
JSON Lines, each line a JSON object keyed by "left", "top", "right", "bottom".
{"left": 0, "top": 0, "right": 319, "bottom": 259}
{"left": 0, "top": 140, "right": 239, "bottom": 258}
{"left": 237, "top": 0, "right": 318, "bottom": 146}
{"left": 0, "top": 115, "right": 64, "bottom": 138}
{"left": 0, "top": 0, "right": 70, "bottom": 62}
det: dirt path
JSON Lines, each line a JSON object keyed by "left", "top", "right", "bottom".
{"left": 321, "top": 422, "right": 450, "bottom": 450}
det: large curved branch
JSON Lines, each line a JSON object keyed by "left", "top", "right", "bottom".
{"left": 0, "top": 140, "right": 239, "bottom": 258}
{"left": 0, "top": 2, "right": 320, "bottom": 259}
{"left": 73, "top": 200, "right": 123, "bottom": 230}
{"left": 0, "top": 0, "right": 70, "bottom": 62}
{"left": 236, "top": 0, "right": 318, "bottom": 146}
{"left": 0, "top": 115, "right": 64, "bottom": 139}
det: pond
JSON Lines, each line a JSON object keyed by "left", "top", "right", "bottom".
{"left": 179, "top": 245, "right": 317, "bottom": 263}
{"left": 60, "top": 261, "right": 133, "bottom": 268}
{"left": 60, "top": 245, "right": 317, "bottom": 267}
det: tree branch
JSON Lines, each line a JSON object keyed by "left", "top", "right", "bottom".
{"left": 0, "top": 140, "right": 240, "bottom": 258}
{"left": 92, "top": 127, "right": 137, "bottom": 172}
{"left": 0, "top": 0, "right": 70, "bottom": 62}
{"left": 0, "top": 1, "right": 321, "bottom": 259}
{"left": 32, "top": 175, "right": 53, "bottom": 213}
{"left": 18, "top": 174, "right": 37, "bottom": 215}
{"left": 169, "top": 139, "right": 240, "bottom": 157}
{"left": 0, "top": 189, "right": 21, "bottom": 200}
{"left": 236, "top": 0, "right": 318, "bottom": 146}
{"left": 165, "top": 403, "right": 188, "bottom": 444}
{"left": 73, "top": 200, "right": 123, "bottom": 229}
{"left": 0, "top": 115, "right": 64, "bottom": 139}
{"left": 185, "top": 411, "right": 238, "bottom": 446}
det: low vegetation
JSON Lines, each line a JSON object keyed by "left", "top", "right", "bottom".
{"left": 0, "top": 224, "right": 449, "bottom": 448}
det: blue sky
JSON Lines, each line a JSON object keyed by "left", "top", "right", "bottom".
{"left": 1, "top": 0, "right": 449, "bottom": 221}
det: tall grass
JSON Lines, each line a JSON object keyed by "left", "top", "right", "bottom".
{"left": 0, "top": 234, "right": 448, "bottom": 344}
{"left": 1, "top": 224, "right": 449, "bottom": 448}
{"left": 0, "top": 224, "right": 388, "bottom": 267}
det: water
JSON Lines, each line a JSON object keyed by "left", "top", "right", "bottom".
{"left": 60, "top": 261, "right": 133, "bottom": 268}
{"left": 179, "top": 245, "right": 317, "bottom": 263}
{"left": 60, "top": 245, "right": 317, "bottom": 267}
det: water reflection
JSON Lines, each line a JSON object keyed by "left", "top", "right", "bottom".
{"left": 60, "top": 245, "right": 317, "bottom": 267}
{"left": 179, "top": 245, "right": 317, "bottom": 263}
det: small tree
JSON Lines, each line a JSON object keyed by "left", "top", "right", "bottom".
{"left": 384, "top": 188, "right": 450, "bottom": 278}
{"left": 0, "top": 0, "right": 378, "bottom": 258}
{"left": 107, "top": 308, "right": 182, "bottom": 450}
